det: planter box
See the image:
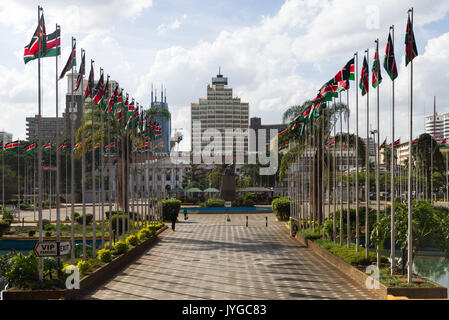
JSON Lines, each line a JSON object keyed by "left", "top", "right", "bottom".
{"left": 294, "top": 232, "right": 447, "bottom": 300}
{"left": 2, "top": 225, "right": 167, "bottom": 300}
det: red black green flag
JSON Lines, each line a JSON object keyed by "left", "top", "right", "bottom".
{"left": 384, "top": 31, "right": 398, "bottom": 81}
{"left": 359, "top": 56, "right": 369, "bottom": 96}
{"left": 58, "top": 142, "right": 68, "bottom": 151}
{"left": 337, "top": 80, "right": 350, "bottom": 93}
{"left": 5, "top": 141, "right": 19, "bottom": 151}
{"left": 24, "top": 144, "right": 36, "bottom": 154}
{"left": 332, "top": 58, "right": 355, "bottom": 83}
{"left": 23, "top": 13, "right": 47, "bottom": 64}
{"left": 59, "top": 42, "right": 76, "bottom": 79}
{"left": 372, "top": 49, "right": 382, "bottom": 88}
{"left": 379, "top": 138, "right": 387, "bottom": 150}
{"left": 436, "top": 139, "right": 447, "bottom": 150}
{"left": 84, "top": 61, "right": 94, "bottom": 98}
{"left": 93, "top": 72, "right": 105, "bottom": 104}
{"left": 98, "top": 76, "right": 110, "bottom": 111}
{"left": 42, "top": 142, "right": 51, "bottom": 151}
{"left": 75, "top": 50, "right": 85, "bottom": 91}
{"left": 405, "top": 14, "right": 418, "bottom": 66}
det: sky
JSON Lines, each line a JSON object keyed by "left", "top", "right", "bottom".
{"left": 1, "top": 0, "right": 449, "bottom": 151}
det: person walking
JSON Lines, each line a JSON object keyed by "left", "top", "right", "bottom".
{"left": 170, "top": 210, "right": 178, "bottom": 231}
{"left": 183, "top": 208, "right": 188, "bottom": 220}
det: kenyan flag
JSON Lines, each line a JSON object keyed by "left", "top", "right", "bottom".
{"left": 332, "top": 57, "right": 355, "bottom": 83}
{"left": 379, "top": 138, "right": 387, "bottom": 150}
{"left": 319, "top": 81, "right": 335, "bottom": 101}
{"left": 325, "top": 141, "right": 335, "bottom": 149}
{"left": 412, "top": 139, "right": 418, "bottom": 146}
{"left": 372, "top": 50, "right": 382, "bottom": 88}
{"left": 387, "top": 139, "right": 400, "bottom": 149}
{"left": 42, "top": 166, "right": 57, "bottom": 171}
{"left": 278, "top": 142, "right": 289, "bottom": 151}
{"left": 435, "top": 140, "right": 447, "bottom": 150}
{"left": 337, "top": 80, "right": 350, "bottom": 93}
{"left": 5, "top": 141, "right": 19, "bottom": 151}
{"left": 93, "top": 72, "right": 105, "bottom": 105}
{"left": 405, "top": 14, "right": 418, "bottom": 66}
{"left": 59, "top": 42, "right": 76, "bottom": 80}
{"left": 384, "top": 31, "right": 398, "bottom": 81}
{"left": 42, "top": 142, "right": 51, "bottom": 151}
{"left": 84, "top": 62, "right": 94, "bottom": 98}
{"left": 58, "top": 142, "right": 68, "bottom": 151}
{"left": 105, "top": 142, "right": 116, "bottom": 152}
{"left": 24, "top": 144, "right": 36, "bottom": 154}
{"left": 108, "top": 85, "right": 119, "bottom": 113}
{"left": 23, "top": 13, "right": 47, "bottom": 64}
{"left": 98, "top": 76, "right": 110, "bottom": 111}
{"left": 128, "top": 100, "right": 135, "bottom": 116}
{"left": 0, "top": 142, "right": 3, "bottom": 150}
{"left": 73, "top": 142, "right": 82, "bottom": 151}
{"left": 75, "top": 50, "right": 85, "bottom": 91}
{"left": 359, "top": 56, "right": 369, "bottom": 96}
{"left": 143, "top": 141, "right": 149, "bottom": 150}
{"left": 92, "top": 143, "right": 100, "bottom": 151}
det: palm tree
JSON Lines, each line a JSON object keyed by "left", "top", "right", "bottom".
{"left": 279, "top": 101, "right": 366, "bottom": 226}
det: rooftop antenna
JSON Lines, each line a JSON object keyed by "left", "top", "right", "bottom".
{"left": 151, "top": 83, "right": 153, "bottom": 104}
{"left": 219, "top": 66, "right": 221, "bottom": 76}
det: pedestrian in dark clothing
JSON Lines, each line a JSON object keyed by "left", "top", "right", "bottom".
{"left": 183, "top": 208, "right": 188, "bottom": 220}
{"left": 170, "top": 211, "right": 178, "bottom": 231}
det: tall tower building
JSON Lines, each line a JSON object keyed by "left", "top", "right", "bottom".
{"left": 150, "top": 85, "right": 171, "bottom": 153}
{"left": 190, "top": 71, "right": 249, "bottom": 154}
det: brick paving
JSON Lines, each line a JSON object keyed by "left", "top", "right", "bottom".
{"left": 85, "top": 213, "right": 376, "bottom": 300}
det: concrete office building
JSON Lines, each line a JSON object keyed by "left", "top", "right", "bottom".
{"left": 0, "top": 131, "right": 13, "bottom": 145}
{"left": 26, "top": 116, "right": 65, "bottom": 142}
{"left": 191, "top": 71, "right": 249, "bottom": 155}
{"left": 425, "top": 112, "right": 449, "bottom": 141}
{"left": 150, "top": 85, "right": 171, "bottom": 153}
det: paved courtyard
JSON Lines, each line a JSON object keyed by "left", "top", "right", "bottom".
{"left": 85, "top": 213, "right": 376, "bottom": 300}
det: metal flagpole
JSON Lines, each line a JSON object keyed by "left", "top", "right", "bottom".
{"left": 69, "top": 37, "right": 76, "bottom": 264}
{"left": 100, "top": 78, "right": 106, "bottom": 249}
{"left": 339, "top": 93, "right": 343, "bottom": 245}
{"left": 81, "top": 51, "right": 86, "bottom": 260}
{"left": 107, "top": 104, "right": 112, "bottom": 249}
{"left": 355, "top": 52, "right": 360, "bottom": 252}
{"left": 390, "top": 25, "right": 396, "bottom": 275}
{"left": 431, "top": 96, "right": 435, "bottom": 205}
{"left": 407, "top": 7, "right": 414, "bottom": 284}
{"left": 346, "top": 90, "right": 351, "bottom": 248}
{"left": 446, "top": 151, "right": 448, "bottom": 206}
{"left": 121, "top": 95, "right": 127, "bottom": 239}
{"left": 37, "top": 6, "right": 44, "bottom": 280}
{"left": 131, "top": 104, "right": 136, "bottom": 235}
{"left": 375, "top": 39, "right": 381, "bottom": 268}
{"left": 91, "top": 64, "right": 98, "bottom": 258}
{"left": 333, "top": 98, "right": 337, "bottom": 241}
{"left": 55, "top": 24, "right": 61, "bottom": 272}
{"left": 365, "top": 48, "right": 370, "bottom": 259}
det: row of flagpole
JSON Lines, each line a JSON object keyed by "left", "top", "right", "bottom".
{"left": 20, "top": 5, "right": 167, "bottom": 281}
{"left": 285, "top": 8, "right": 421, "bottom": 283}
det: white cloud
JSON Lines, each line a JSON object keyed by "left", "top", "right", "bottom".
{"left": 156, "top": 14, "right": 187, "bottom": 35}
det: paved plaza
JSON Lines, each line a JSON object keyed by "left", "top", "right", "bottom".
{"left": 85, "top": 213, "right": 376, "bottom": 300}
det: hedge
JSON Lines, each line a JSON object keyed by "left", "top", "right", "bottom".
{"left": 161, "top": 199, "right": 181, "bottom": 220}
{"left": 272, "top": 197, "right": 290, "bottom": 220}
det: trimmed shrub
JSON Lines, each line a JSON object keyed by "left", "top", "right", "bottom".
{"left": 106, "top": 210, "right": 123, "bottom": 219}
{"left": 28, "top": 230, "right": 36, "bottom": 237}
{"left": 45, "top": 231, "right": 52, "bottom": 237}
{"left": 161, "top": 199, "right": 181, "bottom": 221}
{"left": 137, "top": 228, "right": 152, "bottom": 241}
{"left": 272, "top": 197, "right": 290, "bottom": 220}
{"left": 1, "top": 209, "right": 14, "bottom": 224}
{"left": 0, "top": 220, "right": 10, "bottom": 237}
{"left": 43, "top": 223, "right": 55, "bottom": 231}
{"left": 4, "top": 252, "right": 39, "bottom": 289}
{"left": 204, "top": 198, "right": 225, "bottom": 207}
{"left": 110, "top": 215, "right": 129, "bottom": 235}
{"left": 126, "top": 234, "right": 139, "bottom": 247}
{"left": 97, "top": 249, "right": 113, "bottom": 263}
{"left": 40, "top": 219, "right": 51, "bottom": 229}
{"left": 77, "top": 260, "right": 91, "bottom": 276}
{"left": 76, "top": 213, "right": 93, "bottom": 225}
{"left": 113, "top": 241, "right": 128, "bottom": 254}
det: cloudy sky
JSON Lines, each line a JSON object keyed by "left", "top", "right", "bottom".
{"left": 1, "top": 0, "right": 449, "bottom": 150}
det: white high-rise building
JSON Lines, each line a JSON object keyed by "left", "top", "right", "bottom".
{"left": 425, "top": 112, "right": 449, "bottom": 140}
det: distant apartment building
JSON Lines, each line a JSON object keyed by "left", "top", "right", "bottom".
{"left": 425, "top": 112, "right": 449, "bottom": 141}
{"left": 0, "top": 131, "right": 13, "bottom": 145}
{"left": 26, "top": 116, "right": 65, "bottom": 142}
{"left": 191, "top": 71, "right": 249, "bottom": 155}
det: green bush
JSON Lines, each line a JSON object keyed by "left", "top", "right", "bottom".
{"left": 161, "top": 199, "right": 181, "bottom": 220}
{"left": 77, "top": 260, "right": 91, "bottom": 276}
{"left": 28, "top": 230, "right": 36, "bottom": 237}
{"left": 272, "top": 197, "right": 290, "bottom": 220}
{"left": 43, "top": 223, "right": 55, "bottom": 231}
{"left": 110, "top": 215, "right": 129, "bottom": 235}
{"left": 106, "top": 210, "right": 123, "bottom": 219}
{"left": 4, "top": 252, "right": 39, "bottom": 289}
{"left": 75, "top": 213, "right": 93, "bottom": 225}
{"left": 137, "top": 228, "right": 152, "bottom": 241}
{"left": 97, "top": 248, "right": 113, "bottom": 263}
{"left": 45, "top": 231, "right": 52, "bottom": 237}
{"left": 113, "top": 241, "right": 128, "bottom": 254}
{"left": 204, "top": 198, "right": 225, "bottom": 207}
{"left": 39, "top": 219, "right": 51, "bottom": 229}
{"left": 0, "top": 220, "right": 10, "bottom": 237}
{"left": 1, "top": 209, "right": 14, "bottom": 224}
{"left": 126, "top": 234, "right": 139, "bottom": 247}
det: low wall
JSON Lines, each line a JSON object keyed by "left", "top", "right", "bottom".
{"left": 293, "top": 231, "right": 447, "bottom": 300}
{"left": 2, "top": 226, "right": 168, "bottom": 300}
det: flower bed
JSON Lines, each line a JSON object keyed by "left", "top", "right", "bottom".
{"left": 2, "top": 224, "right": 167, "bottom": 300}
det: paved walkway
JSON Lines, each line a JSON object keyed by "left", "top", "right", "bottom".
{"left": 85, "top": 213, "right": 376, "bottom": 300}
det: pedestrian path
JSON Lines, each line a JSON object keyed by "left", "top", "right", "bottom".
{"left": 85, "top": 213, "right": 376, "bottom": 300}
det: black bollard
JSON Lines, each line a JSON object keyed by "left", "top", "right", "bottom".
{"left": 246, "top": 216, "right": 248, "bottom": 227}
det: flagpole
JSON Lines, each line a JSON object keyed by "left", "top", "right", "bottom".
{"left": 131, "top": 104, "right": 136, "bottom": 235}
{"left": 333, "top": 98, "right": 337, "bottom": 241}
{"left": 354, "top": 52, "right": 360, "bottom": 252}
{"left": 431, "top": 96, "right": 435, "bottom": 205}
{"left": 37, "top": 5, "right": 44, "bottom": 281}
{"left": 365, "top": 48, "right": 370, "bottom": 259}
{"left": 107, "top": 103, "right": 112, "bottom": 249}
{"left": 81, "top": 47, "right": 87, "bottom": 261}
{"left": 407, "top": 7, "right": 414, "bottom": 284}
{"left": 339, "top": 92, "right": 343, "bottom": 245}
{"left": 91, "top": 63, "right": 98, "bottom": 258}
{"left": 374, "top": 39, "right": 381, "bottom": 268}
{"left": 346, "top": 90, "right": 351, "bottom": 247}
{"left": 100, "top": 77, "right": 107, "bottom": 249}
{"left": 55, "top": 23, "right": 61, "bottom": 273}
{"left": 390, "top": 26, "right": 396, "bottom": 274}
